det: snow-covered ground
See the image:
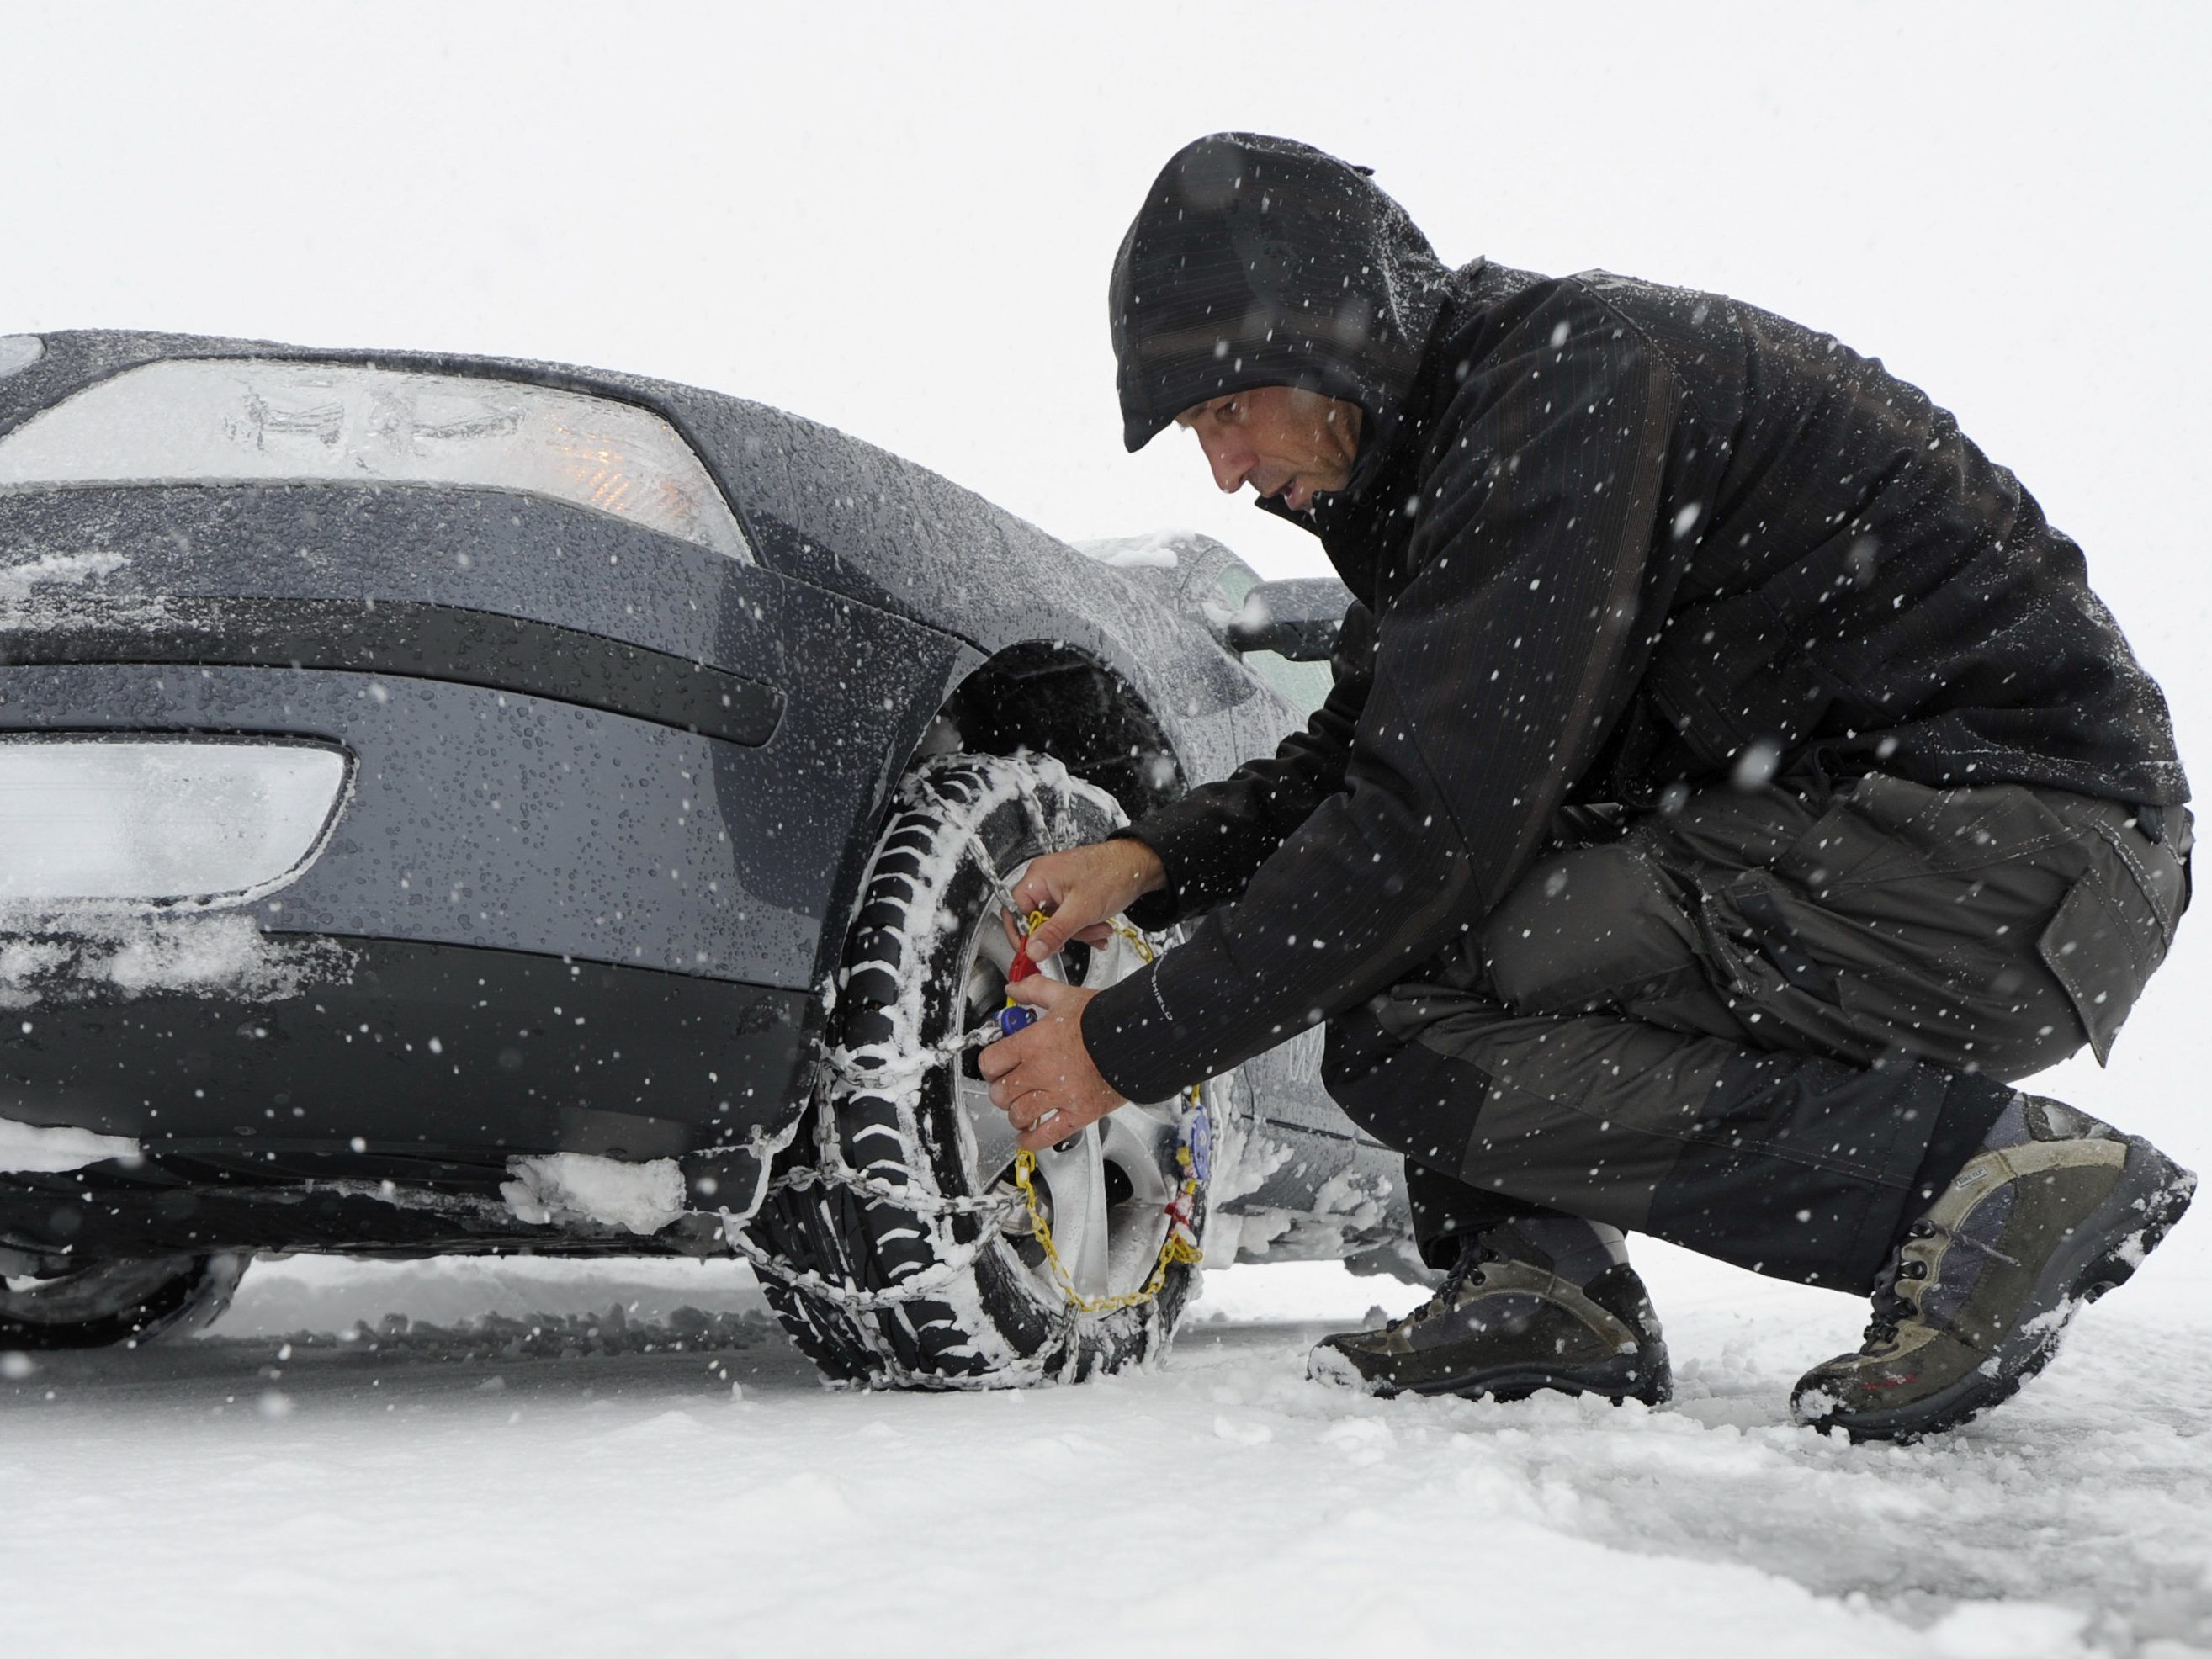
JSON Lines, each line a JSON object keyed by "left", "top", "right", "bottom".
{"left": 3, "top": 1223, "right": 2205, "bottom": 1659}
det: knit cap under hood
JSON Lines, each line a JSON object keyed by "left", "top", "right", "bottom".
{"left": 1109, "top": 133, "right": 1451, "bottom": 457}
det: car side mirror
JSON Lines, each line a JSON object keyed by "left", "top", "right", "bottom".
{"left": 1225, "top": 578, "right": 1348, "bottom": 661}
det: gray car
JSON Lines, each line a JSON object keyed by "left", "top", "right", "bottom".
{"left": 0, "top": 331, "right": 1414, "bottom": 1385}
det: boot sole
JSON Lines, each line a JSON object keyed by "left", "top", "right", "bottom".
{"left": 1814, "top": 1141, "right": 2196, "bottom": 1444}
{"left": 1313, "top": 1342, "right": 1674, "bottom": 1408}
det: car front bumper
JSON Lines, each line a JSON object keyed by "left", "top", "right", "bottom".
{"left": 0, "top": 933, "right": 808, "bottom": 1260}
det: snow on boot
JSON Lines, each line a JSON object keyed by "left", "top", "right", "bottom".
{"left": 1307, "top": 1216, "right": 1670, "bottom": 1405}
{"left": 1793, "top": 1095, "right": 2196, "bottom": 1444}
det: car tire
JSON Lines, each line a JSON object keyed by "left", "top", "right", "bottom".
{"left": 0, "top": 1254, "right": 249, "bottom": 1350}
{"left": 747, "top": 752, "right": 1212, "bottom": 1387}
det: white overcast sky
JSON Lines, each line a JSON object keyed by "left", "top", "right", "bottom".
{"left": 5, "top": 0, "right": 2211, "bottom": 1129}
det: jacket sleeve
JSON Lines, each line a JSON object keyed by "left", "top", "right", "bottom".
{"left": 1083, "top": 296, "right": 1675, "bottom": 1103}
{"left": 1115, "top": 601, "right": 1376, "bottom": 931}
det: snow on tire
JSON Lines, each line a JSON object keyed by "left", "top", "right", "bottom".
{"left": 747, "top": 753, "right": 1213, "bottom": 1388}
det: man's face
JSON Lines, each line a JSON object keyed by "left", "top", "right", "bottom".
{"left": 1174, "top": 386, "right": 1364, "bottom": 511}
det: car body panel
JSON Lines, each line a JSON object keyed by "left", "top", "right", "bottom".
{"left": 0, "top": 331, "right": 1411, "bottom": 1272}
{"left": 0, "top": 665, "right": 826, "bottom": 981}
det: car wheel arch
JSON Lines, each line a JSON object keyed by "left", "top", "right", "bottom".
{"left": 924, "top": 640, "right": 1187, "bottom": 822}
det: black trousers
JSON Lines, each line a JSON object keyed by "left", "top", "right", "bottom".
{"left": 1322, "top": 771, "right": 2190, "bottom": 1293}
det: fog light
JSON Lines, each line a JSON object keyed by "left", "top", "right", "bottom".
{"left": 0, "top": 739, "right": 348, "bottom": 904}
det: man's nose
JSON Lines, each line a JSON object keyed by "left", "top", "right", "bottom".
{"left": 1201, "top": 433, "right": 1251, "bottom": 495}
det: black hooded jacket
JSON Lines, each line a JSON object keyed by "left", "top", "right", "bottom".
{"left": 1081, "top": 133, "right": 2187, "bottom": 1106}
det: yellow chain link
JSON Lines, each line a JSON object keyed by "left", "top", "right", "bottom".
{"left": 1005, "top": 918, "right": 1205, "bottom": 1315}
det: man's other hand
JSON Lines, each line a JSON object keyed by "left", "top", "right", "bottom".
{"left": 977, "top": 977, "right": 1126, "bottom": 1150}
{"left": 1009, "top": 839, "right": 1166, "bottom": 963}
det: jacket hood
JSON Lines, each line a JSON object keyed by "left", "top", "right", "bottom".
{"left": 1109, "top": 133, "right": 1452, "bottom": 457}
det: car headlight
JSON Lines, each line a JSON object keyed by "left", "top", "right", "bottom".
{"left": 0, "top": 358, "right": 751, "bottom": 562}
{"left": 0, "top": 738, "right": 348, "bottom": 905}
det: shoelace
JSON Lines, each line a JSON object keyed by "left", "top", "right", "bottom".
{"left": 1864, "top": 1217, "right": 2026, "bottom": 1344}
{"left": 1400, "top": 1238, "right": 1502, "bottom": 1331}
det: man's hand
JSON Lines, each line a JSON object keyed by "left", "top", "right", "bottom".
{"left": 977, "top": 976, "right": 1125, "bottom": 1151}
{"left": 1010, "top": 839, "right": 1166, "bottom": 964}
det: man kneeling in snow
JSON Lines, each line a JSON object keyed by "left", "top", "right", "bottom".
{"left": 979, "top": 133, "right": 2195, "bottom": 1442}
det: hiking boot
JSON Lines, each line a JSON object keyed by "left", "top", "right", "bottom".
{"left": 1308, "top": 1216, "right": 1671, "bottom": 1405}
{"left": 1793, "top": 1095, "right": 2196, "bottom": 1443}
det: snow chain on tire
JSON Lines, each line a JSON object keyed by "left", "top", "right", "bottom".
{"left": 741, "top": 753, "right": 1215, "bottom": 1389}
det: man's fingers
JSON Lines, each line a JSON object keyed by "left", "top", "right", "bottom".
{"left": 986, "top": 1054, "right": 1076, "bottom": 1114}
{"left": 971, "top": 977, "right": 1114, "bottom": 1148}
{"left": 1025, "top": 890, "right": 1117, "bottom": 962}
{"left": 1022, "top": 909, "right": 1073, "bottom": 962}
{"left": 985, "top": 1049, "right": 1045, "bottom": 1109}
{"left": 977, "top": 1031, "right": 1024, "bottom": 1081}
{"left": 1009, "top": 853, "right": 1073, "bottom": 916}
{"left": 991, "top": 1073, "right": 1047, "bottom": 1120}
{"left": 1005, "top": 841, "right": 1156, "bottom": 963}
{"left": 1006, "top": 974, "right": 1077, "bottom": 1011}
{"left": 1016, "top": 1116, "right": 1075, "bottom": 1153}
